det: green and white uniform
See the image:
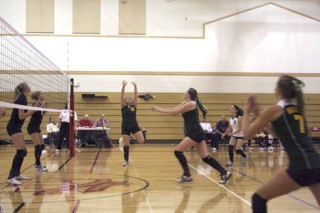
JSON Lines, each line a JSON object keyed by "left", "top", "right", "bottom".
{"left": 271, "top": 99, "right": 320, "bottom": 186}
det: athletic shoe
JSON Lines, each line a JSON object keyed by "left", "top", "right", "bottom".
{"left": 36, "top": 165, "right": 48, "bottom": 172}
{"left": 268, "top": 146, "right": 274, "bottom": 151}
{"left": 226, "top": 161, "right": 234, "bottom": 166}
{"left": 176, "top": 175, "right": 193, "bottom": 183}
{"left": 219, "top": 171, "right": 232, "bottom": 184}
{"left": 7, "top": 178, "right": 21, "bottom": 185}
{"left": 123, "top": 160, "right": 128, "bottom": 167}
{"left": 15, "top": 175, "right": 29, "bottom": 180}
{"left": 212, "top": 148, "right": 217, "bottom": 152}
{"left": 242, "top": 157, "right": 248, "bottom": 164}
{"left": 55, "top": 149, "right": 61, "bottom": 153}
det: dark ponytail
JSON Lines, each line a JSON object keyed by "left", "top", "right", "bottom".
{"left": 233, "top": 104, "right": 243, "bottom": 117}
{"left": 196, "top": 98, "right": 207, "bottom": 119}
{"left": 277, "top": 75, "right": 305, "bottom": 117}
{"left": 187, "top": 88, "right": 207, "bottom": 119}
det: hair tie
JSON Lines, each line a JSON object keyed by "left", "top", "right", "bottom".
{"left": 292, "top": 79, "right": 305, "bottom": 89}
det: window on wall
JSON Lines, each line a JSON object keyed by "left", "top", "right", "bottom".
{"left": 26, "top": 0, "right": 54, "bottom": 33}
{"left": 73, "top": 0, "right": 101, "bottom": 34}
{"left": 119, "top": 0, "right": 146, "bottom": 35}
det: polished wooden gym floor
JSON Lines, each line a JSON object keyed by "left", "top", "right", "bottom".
{"left": 0, "top": 144, "right": 319, "bottom": 213}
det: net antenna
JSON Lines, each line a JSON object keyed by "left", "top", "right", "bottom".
{"left": 0, "top": 16, "right": 71, "bottom": 153}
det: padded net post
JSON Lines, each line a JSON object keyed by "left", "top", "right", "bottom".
{"left": 69, "top": 78, "right": 75, "bottom": 157}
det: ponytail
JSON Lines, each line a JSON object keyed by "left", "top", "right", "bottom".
{"left": 14, "top": 82, "right": 28, "bottom": 100}
{"left": 233, "top": 105, "right": 243, "bottom": 117}
{"left": 196, "top": 98, "right": 207, "bottom": 119}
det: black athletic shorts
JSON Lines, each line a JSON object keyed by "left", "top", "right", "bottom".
{"left": 187, "top": 132, "right": 206, "bottom": 143}
{"left": 287, "top": 168, "right": 320, "bottom": 187}
{"left": 27, "top": 125, "right": 41, "bottom": 135}
{"left": 231, "top": 136, "right": 244, "bottom": 140}
{"left": 7, "top": 123, "right": 22, "bottom": 136}
{"left": 122, "top": 125, "right": 141, "bottom": 136}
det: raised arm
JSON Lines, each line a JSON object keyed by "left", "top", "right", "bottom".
{"left": 121, "top": 80, "right": 127, "bottom": 107}
{"left": 152, "top": 101, "right": 195, "bottom": 115}
{"left": 132, "top": 82, "right": 138, "bottom": 106}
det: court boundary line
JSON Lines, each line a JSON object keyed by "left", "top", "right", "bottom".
{"left": 130, "top": 159, "right": 154, "bottom": 213}
{"left": 188, "top": 163, "right": 251, "bottom": 206}
{"left": 229, "top": 167, "right": 320, "bottom": 210}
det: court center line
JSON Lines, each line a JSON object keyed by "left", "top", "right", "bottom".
{"left": 130, "top": 159, "right": 154, "bottom": 213}
{"left": 89, "top": 147, "right": 101, "bottom": 173}
{"left": 188, "top": 163, "right": 252, "bottom": 206}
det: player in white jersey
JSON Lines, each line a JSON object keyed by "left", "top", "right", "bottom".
{"left": 222, "top": 105, "right": 248, "bottom": 166}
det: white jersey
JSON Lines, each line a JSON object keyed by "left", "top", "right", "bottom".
{"left": 230, "top": 116, "right": 243, "bottom": 137}
{"left": 59, "top": 109, "right": 78, "bottom": 123}
{"left": 200, "top": 122, "right": 213, "bottom": 133}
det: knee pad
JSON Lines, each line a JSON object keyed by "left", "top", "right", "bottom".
{"left": 202, "top": 156, "right": 210, "bottom": 163}
{"left": 252, "top": 193, "right": 267, "bottom": 212}
{"left": 235, "top": 149, "right": 242, "bottom": 155}
{"left": 228, "top": 145, "right": 234, "bottom": 152}
{"left": 174, "top": 150, "right": 183, "bottom": 158}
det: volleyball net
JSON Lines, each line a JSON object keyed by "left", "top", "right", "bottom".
{"left": 0, "top": 16, "right": 69, "bottom": 112}
{"left": 0, "top": 16, "right": 74, "bottom": 153}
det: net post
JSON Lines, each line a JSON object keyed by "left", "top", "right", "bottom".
{"left": 69, "top": 78, "right": 75, "bottom": 157}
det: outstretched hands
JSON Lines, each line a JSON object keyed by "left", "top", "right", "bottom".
{"left": 122, "top": 80, "right": 137, "bottom": 87}
{"left": 122, "top": 80, "right": 128, "bottom": 87}
{"left": 151, "top": 106, "right": 161, "bottom": 112}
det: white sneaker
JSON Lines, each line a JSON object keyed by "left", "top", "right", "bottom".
{"left": 15, "top": 175, "right": 29, "bottom": 180}
{"left": 212, "top": 148, "right": 217, "bottom": 152}
{"left": 36, "top": 165, "right": 48, "bottom": 172}
{"left": 55, "top": 149, "right": 61, "bottom": 153}
{"left": 242, "top": 157, "right": 248, "bottom": 164}
{"left": 219, "top": 171, "right": 232, "bottom": 184}
{"left": 226, "top": 161, "right": 234, "bottom": 166}
{"left": 176, "top": 175, "right": 193, "bottom": 183}
{"left": 7, "top": 178, "right": 21, "bottom": 185}
{"left": 268, "top": 146, "right": 274, "bottom": 151}
{"left": 123, "top": 160, "right": 128, "bottom": 167}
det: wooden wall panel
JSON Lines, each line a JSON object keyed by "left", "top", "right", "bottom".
{"left": 73, "top": 0, "right": 100, "bottom": 34}
{"left": 26, "top": 0, "right": 54, "bottom": 33}
{"left": 119, "top": 0, "right": 146, "bottom": 34}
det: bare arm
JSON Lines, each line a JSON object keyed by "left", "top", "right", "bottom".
{"left": 173, "top": 101, "right": 186, "bottom": 109}
{"left": 18, "top": 108, "right": 35, "bottom": 120}
{"left": 121, "top": 80, "right": 127, "bottom": 107}
{"left": 152, "top": 101, "right": 195, "bottom": 115}
{"left": 132, "top": 82, "right": 138, "bottom": 106}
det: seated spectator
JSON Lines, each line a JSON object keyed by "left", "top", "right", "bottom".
{"left": 200, "top": 118, "right": 217, "bottom": 151}
{"left": 77, "top": 114, "right": 93, "bottom": 147}
{"left": 0, "top": 107, "right": 5, "bottom": 119}
{"left": 46, "top": 117, "right": 60, "bottom": 145}
{"left": 211, "top": 115, "right": 230, "bottom": 150}
{"left": 91, "top": 114, "right": 113, "bottom": 148}
{"left": 256, "top": 130, "right": 268, "bottom": 151}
